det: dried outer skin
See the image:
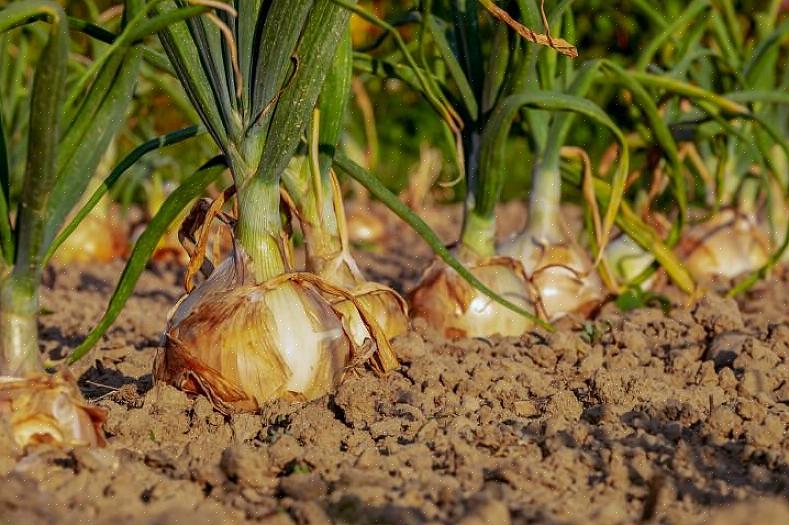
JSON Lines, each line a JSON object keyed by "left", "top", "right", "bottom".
{"left": 501, "top": 234, "right": 606, "bottom": 321}
{"left": 156, "top": 257, "right": 399, "bottom": 414}
{"left": 157, "top": 280, "right": 351, "bottom": 414}
{"left": 333, "top": 282, "right": 410, "bottom": 347}
{"left": 316, "top": 250, "right": 410, "bottom": 343}
{"left": 680, "top": 209, "right": 770, "bottom": 281}
{"left": 0, "top": 371, "right": 106, "bottom": 450}
{"left": 410, "top": 256, "right": 537, "bottom": 339}
{"left": 604, "top": 233, "right": 657, "bottom": 289}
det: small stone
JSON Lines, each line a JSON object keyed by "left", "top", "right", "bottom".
{"left": 268, "top": 435, "right": 304, "bottom": 469}
{"left": 705, "top": 332, "right": 749, "bottom": 368}
{"left": 719, "top": 367, "right": 738, "bottom": 391}
{"left": 280, "top": 472, "right": 327, "bottom": 501}
{"left": 260, "top": 512, "right": 297, "bottom": 525}
{"left": 692, "top": 296, "right": 744, "bottom": 333}
{"left": 512, "top": 400, "right": 539, "bottom": 418}
{"left": 707, "top": 406, "right": 740, "bottom": 437}
{"left": 72, "top": 447, "right": 119, "bottom": 472}
{"left": 618, "top": 330, "right": 647, "bottom": 354}
{"left": 545, "top": 390, "right": 583, "bottom": 421}
{"left": 774, "top": 381, "right": 789, "bottom": 403}
{"left": 739, "top": 369, "right": 769, "bottom": 397}
{"left": 220, "top": 445, "right": 275, "bottom": 490}
{"left": 291, "top": 501, "right": 332, "bottom": 525}
{"left": 736, "top": 398, "right": 767, "bottom": 423}
{"left": 746, "top": 415, "right": 783, "bottom": 448}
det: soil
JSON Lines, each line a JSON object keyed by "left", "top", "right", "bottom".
{"left": 1, "top": 203, "right": 788, "bottom": 525}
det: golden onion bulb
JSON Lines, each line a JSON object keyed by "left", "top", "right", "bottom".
{"left": 409, "top": 256, "right": 537, "bottom": 339}
{"left": 316, "top": 251, "right": 409, "bottom": 343}
{"left": 0, "top": 372, "right": 106, "bottom": 450}
{"left": 501, "top": 232, "right": 605, "bottom": 321}
{"left": 51, "top": 207, "right": 127, "bottom": 265}
{"left": 346, "top": 210, "right": 386, "bottom": 245}
{"left": 681, "top": 209, "right": 770, "bottom": 280}
{"left": 155, "top": 256, "right": 397, "bottom": 414}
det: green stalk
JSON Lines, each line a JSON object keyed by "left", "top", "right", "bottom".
{"left": 281, "top": 155, "right": 342, "bottom": 271}
{"left": 453, "top": 34, "right": 492, "bottom": 257}
{"left": 0, "top": 110, "right": 12, "bottom": 266}
{"left": 335, "top": 151, "right": 552, "bottom": 331}
{"left": 235, "top": 177, "right": 287, "bottom": 282}
{"left": 527, "top": 157, "right": 563, "bottom": 240}
{"left": 0, "top": 0, "right": 68, "bottom": 376}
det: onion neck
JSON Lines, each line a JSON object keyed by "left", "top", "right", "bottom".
{"left": 0, "top": 272, "right": 42, "bottom": 377}
{"left": 459, "top": 206, "right": 496, "bottom": 259}
{"left": 235, "top": 177, "right": 287, "bottom": 283}
{"left": 527, "top": 160, "right": 563, "bottom": 243}
{"left": 302, "top": 183, "right": 344, "bottom": 273}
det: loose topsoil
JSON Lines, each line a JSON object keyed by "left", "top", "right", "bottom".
{"left": 1, "top": 203, "right": 788, "bottom": 525}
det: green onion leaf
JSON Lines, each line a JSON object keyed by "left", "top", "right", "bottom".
{"left": 66, "top": 157, "right": 226, "bottom": 365}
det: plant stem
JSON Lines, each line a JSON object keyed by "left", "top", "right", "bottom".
{"left": 0, "top": 273, "right": 41, "bottom": 376}
{"left": 459, "top": 210, "right": 496, "bottom": 258}
{"left": 236, "top": 177, "right": 287, "bottom": 282}
{"left": 459, "top": 123, "right": 497, "bottom": 258}
{"left": 281, "top": 157, "right": 345, "bottom": 274}
{"left": 527, "top": 157, "right": 562, "bottom": 240}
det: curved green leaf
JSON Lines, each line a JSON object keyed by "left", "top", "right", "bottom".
{"left": 334, "top": 151, "right": 553, "bottom": 331}
{"left": 635, "top": 0, "right": 710, "bottom": 71}
{"left": 46, "top": 125, "right": 204, "bottom": 265}
{"left": 563, "top": 167, "right": 696, "bottom": 294}
{"left": 67, "top": 157, "right": 226, "bottom": 365}
{"left": 1, "top": 0, "right": 68, "bottom": 280}
{"left": 480, "top": 90, "right": 630, "bottom": 252}
{"left": 601, "top": 60, "right": 686, "bottom": 243}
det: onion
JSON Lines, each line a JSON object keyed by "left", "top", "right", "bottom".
{"left": 0, "top": 372, "right": 106, "bottom": 450}
{"left": 155, "top": 252, "right": 397, "bottom": 414}
{"left": 314, "top": 250, "right": 409, "bottom": 344}
{"left": 410, "top": 252, "right": 537, "bottom": 339}
{"left": 501, "top": 229, "right": 605, "bottom": 321}
{"left": 50, "top": 206, "right": 127, "bottom": 265}
{"left": 680, "top": 209, "right": 770, "bottom": 280}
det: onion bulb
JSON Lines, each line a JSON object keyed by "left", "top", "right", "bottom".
{"left": 51, "top": 204, "right": 127, "bottom": 265}
{"left": 154, "top": 253, "right": 398, "bottom": 414}
{"left": 291, "top": 167, "right": 409, "bottom": 344}
{"left": 501, "top": 229, "right": 605, "bottom": 321}
{"left": 312, "top": 248, "right": 409, "bottom": 345}
{"left": 410, "top": 250, "right": 537, "bottom": 339}
{"left": 346, "top": 208, "right": 386, "bottom": 245}
{"left": 0, "top": 372, "right": 106, "bottom": 450}
{"left": 680, "top": 208, "right": 770, "bottom": 280}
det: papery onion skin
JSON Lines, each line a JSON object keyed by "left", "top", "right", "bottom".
{"left": 501, "top": 234, "right": 605, "bottom": 321}
{"left": 0, "top": 372, "right": 106, "bottom": 450}
{"left": 681, "top": 209, "right": 770, "bottom": 281}
{"left": 316, "top": 252, "right": 409, "bottom": 344}
{"left": 156, "top": 279, "right": 352, "bottom": 414}
{"left": 410, "top": 258, "right": 537, "bottom": 339}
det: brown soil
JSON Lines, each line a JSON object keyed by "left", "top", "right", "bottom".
{"left": 1, "top": 204, "right": 788, "bottom": 525}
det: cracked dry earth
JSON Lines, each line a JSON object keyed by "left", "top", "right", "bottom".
{"left": 1, "top": 210, "right": 788, "bottom": 524}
